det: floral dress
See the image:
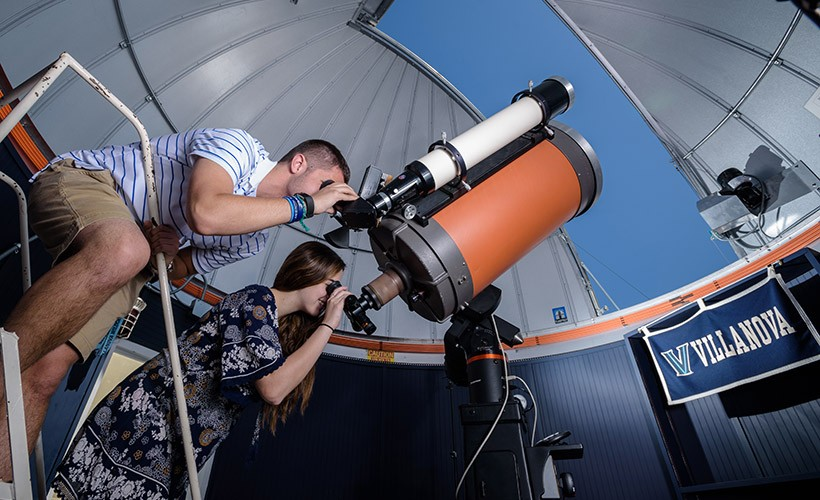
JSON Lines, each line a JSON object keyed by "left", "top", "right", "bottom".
{"left": 52, "top": 285, "right": 284, "bottom": 500}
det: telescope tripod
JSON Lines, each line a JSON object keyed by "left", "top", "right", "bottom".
{"left": 444, "top": 285, "right": 583, "bottom": 500}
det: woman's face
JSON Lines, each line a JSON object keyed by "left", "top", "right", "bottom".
{"left": 298, "top": 270, "right": 344, "bottom": 317}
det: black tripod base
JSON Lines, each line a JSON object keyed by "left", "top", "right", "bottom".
{"left": 460, "top": 401, "right": 582, "bottom": 500}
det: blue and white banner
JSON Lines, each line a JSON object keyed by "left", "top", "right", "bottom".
{"left": 641, "top": 267, "right": 820, "bottom": 405}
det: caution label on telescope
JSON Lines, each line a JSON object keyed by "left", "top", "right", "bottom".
{"left": 367, "top": 349, "right": 395, "bottom": 363}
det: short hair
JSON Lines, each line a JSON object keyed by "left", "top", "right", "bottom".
{"left": 278, "top": 139, "right": 350, "bottom": 183}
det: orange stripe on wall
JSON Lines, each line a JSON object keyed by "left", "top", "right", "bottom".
{"left": 0, "top": 91, "right": 49, "bottom": 171}
{"left": 184, "top": 223, "right": 820, "bottom": 354}
{"left": 328, "top": 222, "right": 819, "bottom": 354}
{"left": 173, "top": 279, "right": 224, "bottom": 306}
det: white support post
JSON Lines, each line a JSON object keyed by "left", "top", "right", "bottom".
{"left": 0, "top": 52, "right": 201, "bottom": 499}
{"left": 0, "top": 330, "right": 32, "bottom": 500}
{"left": 0, "top": 171, "right": 36, "bottom": 499}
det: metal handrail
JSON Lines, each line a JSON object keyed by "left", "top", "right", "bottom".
{"left": 0, "top": 52, "right": 201, "bottom": 499}
{"left": 0, "top": 171, "right": 37, "bottom": 500}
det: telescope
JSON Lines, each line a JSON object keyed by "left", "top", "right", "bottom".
{"left": 326, "top": 76, "right": 599, "bottom": 499}
{"left": 326, "top": 76, "right": 602, "bottom": 335}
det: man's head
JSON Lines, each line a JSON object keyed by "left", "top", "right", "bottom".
{"left": 278, "top": 139, "right": 350, "bottom": 197}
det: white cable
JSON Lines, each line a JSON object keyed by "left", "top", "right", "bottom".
{"left": 454, "top": 314, "right": 510, "bottom": 499}
{"left": 508, "top": 375, "right": 538, "bottom": 447}
{"left": 580, "top": 262, "right": 619, "bottom": 311}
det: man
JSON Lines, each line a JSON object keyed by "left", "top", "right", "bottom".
{"left": 0, "top": 128, "right": 357, "bottom": 477}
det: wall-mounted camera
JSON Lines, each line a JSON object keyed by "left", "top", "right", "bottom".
{"left": 697, "top": 160, "right": 819, "bottom": 239}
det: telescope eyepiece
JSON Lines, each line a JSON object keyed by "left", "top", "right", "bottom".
{"left": 325, "top": 280, "right": 343, "bottom": 296}
{"left": 344, "top": 294, "right": 377, "bottom": 335}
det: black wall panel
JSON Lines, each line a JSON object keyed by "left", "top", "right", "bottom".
{"left": 206, "top": 358, "right": 470, "bottom": 500}
{"left": 206, "top": 342, "right": 677, "bottom": 500}
{"left": 0, "top": 139, "right": 51, "bottom": 324}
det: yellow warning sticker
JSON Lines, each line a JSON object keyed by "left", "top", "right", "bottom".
{"left": 366, "top": 349, "right": 395, "bottom": 363}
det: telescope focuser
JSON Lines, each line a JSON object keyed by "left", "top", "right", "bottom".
{"left": 324, "top": 280, "right": 377, "bottom": 335}
{"left": 341, "top": 266, "right": 407, "bottom": 335}
{"left": 344, "top": 293, "right": 377, "bottom": 335}
{"left": 335, "top": 162, "right": 434, "bottom": 230}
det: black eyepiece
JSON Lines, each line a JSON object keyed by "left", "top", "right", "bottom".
{"left": 326, "top": 280, "right": 342, "bottom": 296}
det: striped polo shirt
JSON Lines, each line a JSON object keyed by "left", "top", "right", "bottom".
{"left": 39, "top": 128, "right": 276, "bottom": 274}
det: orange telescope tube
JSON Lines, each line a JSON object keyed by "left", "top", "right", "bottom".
{"left": 435, "top": 137, "right": 583, "bottom": 294}
{"left": 366, "top": 122, "right": 601, "bottom": 323}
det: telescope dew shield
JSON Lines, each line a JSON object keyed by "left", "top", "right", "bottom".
{"left": 416, "top": 77, "right": 575, "bottom": 191}
{"left": 367, "top": 122, "right": 601, "bottom": 322}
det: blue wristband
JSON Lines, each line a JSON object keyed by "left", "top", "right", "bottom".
{"left": 284, "top": 196, "right": 296, "bottom": 223}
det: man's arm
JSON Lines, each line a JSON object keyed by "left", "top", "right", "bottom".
{"left": 186, "top": 158, "right": 294, "bottom": 235}
{"left": 168, "top": 247, "right": 195, "bottom": 280}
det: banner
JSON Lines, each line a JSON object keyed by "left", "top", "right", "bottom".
{"left": 641, "top": 267, "right": 820, "bottom": 404}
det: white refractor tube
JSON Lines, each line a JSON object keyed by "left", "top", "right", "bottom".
{"left": 417, "top": 76, "right": 573, "bottom": 190}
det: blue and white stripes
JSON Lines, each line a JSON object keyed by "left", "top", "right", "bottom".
{"left": 39, "top": 128, "right": 273, "bottom": 274}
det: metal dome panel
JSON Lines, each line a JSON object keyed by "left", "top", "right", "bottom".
{"left": 550, "top": 0, "right": 820, "bottom": 256}
{"left": 0, "top": 0, "right": 601, "bottom": 346}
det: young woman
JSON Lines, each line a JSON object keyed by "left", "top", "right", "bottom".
{"left": 52, "top": 241, "right": 352, "bottom": 499}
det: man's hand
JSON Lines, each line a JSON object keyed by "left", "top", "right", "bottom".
{"left": 142, "top": 221, "right": 180, "bottom": 267}
{"left": 311, "top": 182, "right": 358, "bottom": 215}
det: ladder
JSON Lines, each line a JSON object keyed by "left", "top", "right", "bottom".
{"left": 0, "top": 52, "right": 201, "bottom": 500}
{"left": 0, "top": 147, "right": 36, "bottom": 500}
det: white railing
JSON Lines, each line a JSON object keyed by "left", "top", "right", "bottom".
{"left": 0, "top": 153, "right": 36, "bottom": 500}
{"left": 0, "top": 52, "right": 200, "bottom": 500}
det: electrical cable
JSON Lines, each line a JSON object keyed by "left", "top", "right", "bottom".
{"left": 573, "top": 242, "right": 649, "bottom": 300}
{"left": 507, "top": 375, "right": 538, "bottom": 447}
{"left": 146, "top": 273, "right": 197, "bottom": 296}
{"left": 170, "top": 274, "right": 196, "bottom": 295}
{"left": 709, "top": 195, "right": 768, "bottom": 249}
{"left": 736, "top": 174, "right": 776, "bottom": 241}
{"left": 145, "top": 271, "right": 213, "bottom": 317}
{"left": 707, "top": 234, "right": 734, "bottom": 264}
{"left": 198, "top": 273, "right": 210, "bottom": 303}
{"left": 454, "top": 314, "right": 510, "bottom": 499}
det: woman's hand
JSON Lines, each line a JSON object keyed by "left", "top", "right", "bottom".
{"left": 321, "top": 284, "right": 353, "bottom": 330}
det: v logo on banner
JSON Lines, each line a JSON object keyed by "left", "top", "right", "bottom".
{"left": 640, "top": 267, "right": 820, "bottom": 404}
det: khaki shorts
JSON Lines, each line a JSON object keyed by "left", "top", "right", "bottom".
{"left": 29, "top": 160, "right": 149, "bottom": 361}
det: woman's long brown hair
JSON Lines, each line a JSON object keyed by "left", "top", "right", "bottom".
{"left": 262, "top": 241, "right": 345, "bottom": 433}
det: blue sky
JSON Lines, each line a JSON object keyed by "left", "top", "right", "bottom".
{"left": 378, "top": 0, "right": 735, "bottom": 311}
